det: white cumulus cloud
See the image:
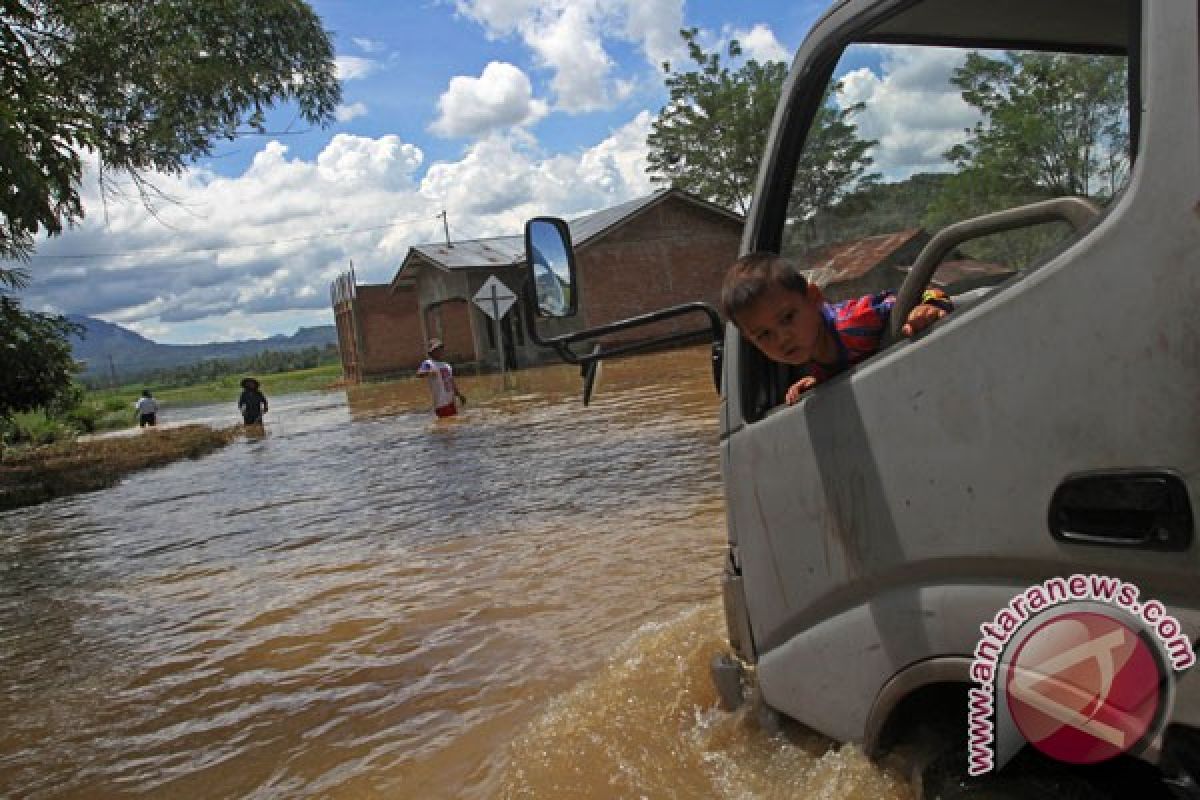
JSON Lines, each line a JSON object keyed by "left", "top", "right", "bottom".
{"left": 26, "top": 118, "right": 656, "bottom": 342}
{"left": 836, "top": 45, "right": 980, "bottom": 180}
{"left": 733, "top": 24, "right": 789, "bottom": 64}
{"left": 430, "top": 62, "right": 549, "bottom": 138}
{"left": 453, "top": 0, "right": 684, "bottom": 112}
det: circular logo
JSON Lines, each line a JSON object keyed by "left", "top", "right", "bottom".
{"left": 1005, "top": 611, "right": 1166, "bottom": 764}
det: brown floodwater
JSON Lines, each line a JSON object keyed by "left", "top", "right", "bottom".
{"left": 0, "top": 346, "right": 910, "bottom": 799}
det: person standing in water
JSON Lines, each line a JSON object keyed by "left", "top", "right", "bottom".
{"left": 133, "top": 389, "right": 158, "bottom": 427}
{"left": 416, "top": 339, "right": 466, "bottom": 418}
{"left": 238, "top": 378, "right": 269, "bottom": 425}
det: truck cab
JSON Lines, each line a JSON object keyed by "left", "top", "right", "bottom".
{"left": 524, "top": 0, "right": 1200, "bottom": 793}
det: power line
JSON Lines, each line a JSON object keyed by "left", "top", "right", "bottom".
{"left": 30, "top": 213, "right": 443, "bottom": 261}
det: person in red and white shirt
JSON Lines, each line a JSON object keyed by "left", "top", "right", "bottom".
{"left": 415, "top": 339, "right": 467, "bottom": 417}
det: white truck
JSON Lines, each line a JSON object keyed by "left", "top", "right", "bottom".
{"left": 522, "top": 1, "right": 1200, "bottom": 795}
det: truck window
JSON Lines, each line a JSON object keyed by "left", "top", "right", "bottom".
{"left": 742, "top": 42, "right": 1131, "bottom": 417}
{"left": 782, "top": 42, "right": 1129, "bottom": 299}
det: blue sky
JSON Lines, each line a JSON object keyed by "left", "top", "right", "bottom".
{"left": 21, "top": 0, "right": 973, "bottom": 344}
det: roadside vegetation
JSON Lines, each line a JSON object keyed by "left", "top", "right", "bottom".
{"left": 0, "top": 2, "right": 340, "bottom": 455}
{"left": 0, "top": 425, "right": 242, "bottom": 511}
{"left": 2, "top": 364, "right": 345, "bottom": 447}
{"left": 0, "top": 364, "right": 344, "bottom": 511}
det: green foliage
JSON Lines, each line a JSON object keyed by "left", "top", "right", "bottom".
{"left": 2, "top": 410, "right": 74, "bottom": 447}
{"left": 928, "top": 51, "right": 1128, "bottom": 267}
{"left": 0, "top": 0, "right": 341, "bottom": 260}
{"left": 788, "top": 173, "right": 951, "bottom": 254}
{"left": 0, "top": 271, "right": 81, "bottom": 422}
{"left": 83, "top": 343, "right": 341, "bottom": 389}
{"left": 947, "top": 52, "right": 1128, "bottom": 199}
{"left": 84, "top": 363, "right": 342, "bottom": 426}
{"left": 646, "top": 28, "right": 788, "bottom": 214}
{"left": 787, "top": 85, "right": 880, "bottom": 242}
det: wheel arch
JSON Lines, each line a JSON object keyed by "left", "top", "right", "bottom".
{"left": 864, "top": 656, "right": 974, "bottom": 758}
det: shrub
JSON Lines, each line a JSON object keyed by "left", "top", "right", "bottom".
{"left": 3, "top": 411, "right": 74, "bottom": 446}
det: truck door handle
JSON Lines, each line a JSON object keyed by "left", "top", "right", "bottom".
{"left": 1049, "top": 470, "right": 1193, "bottom": 550}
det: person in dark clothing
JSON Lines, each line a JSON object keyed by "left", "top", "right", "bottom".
{"left": 238, "top": 378, "right": 269, "bottom": 425}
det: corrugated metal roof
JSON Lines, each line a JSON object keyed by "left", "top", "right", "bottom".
{"left": 408, "top": 236, "right": 525, "bottom": 271}
{"left": 803, "top": 229, "right": 925, "bottom": 284}
{"left": 565, "top": 189, "right": 672, "bottom": 244}
{"left": 398, "top": 188, "right": 737, "bottom": 277}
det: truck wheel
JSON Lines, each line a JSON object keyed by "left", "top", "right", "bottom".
{"left": 916, "top": 746, "right": 1097, "bottom": 800}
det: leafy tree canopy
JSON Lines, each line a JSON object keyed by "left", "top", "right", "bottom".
{"left": 0, "top": 0, "right": 340, "bottom": 427}
{"left": 925, "top": 51, "right": 1128, "bottom": 267}
{"left": 945, "top": 51, "right": 1128, "bottom": 201}
{"left": 0, "top": 269, "right": 79, "bottom": 422}
{"left": 787, "top": 83, "right": 880, "bottom": 243}
{"left": 646, "top": 28, "right": 787, "bottom": 215}
{"left": 1, "top": 0, "right": 341, "bottom": 261}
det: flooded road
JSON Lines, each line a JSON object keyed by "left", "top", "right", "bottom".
{"left": 0, "top": 347, "right": 909, "bottom": 799}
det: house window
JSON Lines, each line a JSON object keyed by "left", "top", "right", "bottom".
{"left": 739, "top": 38, "right": 1132, "bottom": 422}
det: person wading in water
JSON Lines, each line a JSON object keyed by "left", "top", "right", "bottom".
{"left": 238, "top": 378, "right": 269, "bottom": 426}
{"left": 415, "top": 339, "right": 467, "bottom": 418}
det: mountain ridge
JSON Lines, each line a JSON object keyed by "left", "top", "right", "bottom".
{"left": 67, "top": 315, "right": 339, "bottom": 381}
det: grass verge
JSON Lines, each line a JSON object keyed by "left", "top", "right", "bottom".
{"left": 0, "top": 425, "right": 241, "bottom": 511}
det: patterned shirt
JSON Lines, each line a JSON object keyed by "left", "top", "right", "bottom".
{"left": 804, "top": 288, "right": 951, "bottom": 383}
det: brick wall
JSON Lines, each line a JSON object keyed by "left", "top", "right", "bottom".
{"left": 424, "top": 298, "right": 475, "bottom": 364}
{"left": 349, "top": 284, "right": 425, "bottom": 379}
{"left": 577, "top": 195, "right": 742, "bottom": 342}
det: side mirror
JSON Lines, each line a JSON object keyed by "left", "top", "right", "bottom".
{"left": 525, "top": 217, "right": 577, "bottom": 318}
{"left": 520, "top": 215, "right": 725, "bottom": 403}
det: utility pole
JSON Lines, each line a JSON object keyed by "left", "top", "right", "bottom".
{"left": 108, "top": 354, "right": 118, "bottom": 388}
{"left": 440, "top": 210, "right": 450, "bottom": 246}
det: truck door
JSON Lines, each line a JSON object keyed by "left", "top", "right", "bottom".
{"left": 721, "top": 0, "right": 1200, "bottom": 745}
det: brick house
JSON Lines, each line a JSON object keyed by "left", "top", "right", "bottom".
{"left": 331, "top": 188, "right": 743, "bottom": 381}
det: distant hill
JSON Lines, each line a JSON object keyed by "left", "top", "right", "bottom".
{"left": 67, "top": 315, "right": 339, "bottom": 382}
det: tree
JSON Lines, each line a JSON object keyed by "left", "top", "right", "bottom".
{"left": 646, "top": 28, "right": 787, "bottom": 215}
{"left": 786, "top": 84, "right": 880, "bottom": 245}
{"left": 0, "top": 269, "right": 79, "bottom": 425}
{"left": 1, "top": 0, "right": 341, "bottom": 261}
{"left": 945, "top": 52, "right": 1128, "bottom": 200}
{"left": 923, "top": 52, "right": 1128, "bottom": 267}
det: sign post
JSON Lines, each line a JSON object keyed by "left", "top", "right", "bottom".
{"left": 472, "top": 276, "right": 518, "bottom": 387}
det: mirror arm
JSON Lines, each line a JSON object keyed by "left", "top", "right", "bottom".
{"left": 523, "top": 281, "right": 723, "bottom": 366}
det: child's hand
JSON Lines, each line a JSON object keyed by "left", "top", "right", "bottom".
{"left": 786, "top": 376, "right": 819, "bottom": 405}
{"left": 901, "top": 303, "right": 948, "bottom": 337}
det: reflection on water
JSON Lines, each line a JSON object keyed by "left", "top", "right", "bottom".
{"left": 0, "top": 347, "right": 909, "bottom": 799}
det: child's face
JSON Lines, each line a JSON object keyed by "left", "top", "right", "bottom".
{"left": 736, "top": 283, "right": 828, "bottom": 365}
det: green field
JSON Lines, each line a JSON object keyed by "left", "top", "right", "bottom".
{"left": 86, "top": 365, "right": 345, "bottom": 430}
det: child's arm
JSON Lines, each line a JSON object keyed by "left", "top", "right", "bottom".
{"left": 785, "top": 376, "right": 819, "bottom": 405}
{"left": 900, "top": 288, "right": 953, "bottom": 337}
